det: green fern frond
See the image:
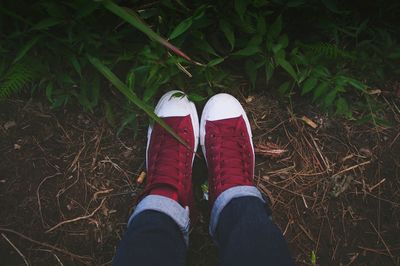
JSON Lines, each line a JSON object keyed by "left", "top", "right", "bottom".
{"left": 303, "top": 42, "right": 355, "bottom": 60}
{"left": 0, "top": 60, "right": 39, "bottom": 99}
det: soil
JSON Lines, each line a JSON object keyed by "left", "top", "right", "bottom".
{"left": 0, "top": 92, "right": 399, "bottom": 266}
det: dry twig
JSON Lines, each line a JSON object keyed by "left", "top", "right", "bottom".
{"left": 46, "top": 198, "right": 107, "bottom": 233}
{"left": 369, "top": 221, "right": 395, "bottom": 262}
{"left": 36, "top": 173, "right": 62, "bottom": 228}
{"left": 2, "top": 233, "right": 30, "bottom": 266}
{"left": 0, "top": 228, "right": 91, "bottom": 262}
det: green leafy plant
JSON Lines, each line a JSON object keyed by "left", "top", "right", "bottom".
{"left": 0, "top": 0, "right": 399, "bottom": 127}
{"left": 310, "top": 250, "right": 317, "bottom": 265}
{"left": 88, "top": 56, "right": 191, "bottom": 149}
{"left": 0, "top": 59, "right": 42, "bottom": 99}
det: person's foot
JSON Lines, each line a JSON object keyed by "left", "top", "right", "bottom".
{"left": 141, "top": 91, "right": 199, "bottom": 208}
{"left": 200, "top": 93, "right": 255, "bottom": 204}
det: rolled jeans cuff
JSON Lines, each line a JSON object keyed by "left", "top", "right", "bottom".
{"left": 209, "top": 186, "right": 265, "bottom": 237}
{"left": 127, "top": 195, "right": 190, "bottom": 245}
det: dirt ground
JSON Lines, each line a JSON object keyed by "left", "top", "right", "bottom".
{"left": 0, "top": 92, "right": 399, "bottom": 266}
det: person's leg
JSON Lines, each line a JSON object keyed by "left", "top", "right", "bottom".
{"left": 212, "top": 195, "right": 294, "bottom": 266}
{"left": 113, "top": 209, "right": 186, "bottom": 266}
{"left": 113, "top": 91, "right": 199, "bottom": 266}
{"left": 200, "top": 93, "right": 294, "bottom": 266}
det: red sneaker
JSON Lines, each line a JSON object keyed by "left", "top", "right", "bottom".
{"left": 141, "top": 91, "right": 199, "bottom": 208}
{"left": 200, "top": 93, "right": 255, "bottom": 204}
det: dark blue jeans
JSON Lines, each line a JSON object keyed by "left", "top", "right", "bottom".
{"left": 113, "top": 196, "right": 293, "bottom": 266}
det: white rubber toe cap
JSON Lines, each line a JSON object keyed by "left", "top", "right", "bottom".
{"left": 154, "top": 90, "right": 196, "bottom": 118}
{"left": 200, "top": 93, "right": 253, "bottom": 149}
{"left": 200, "top": 93, "right": 245, "bottom": 121}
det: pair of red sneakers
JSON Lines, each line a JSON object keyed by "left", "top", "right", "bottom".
{"left": 141, "top": 91, "right": 255, "bottom": 209}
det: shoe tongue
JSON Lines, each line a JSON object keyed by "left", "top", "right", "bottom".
{"left": 165, "top": 115, "right": 190, "bottom": 127}
{"left": 209, "top": 116, "right": 244, "bottom": 135}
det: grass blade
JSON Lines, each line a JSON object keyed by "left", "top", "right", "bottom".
{"left": 103, "top": 0, "right": 196, "bottom": 64}
{"left": 88, "top": 55, "right": 192, "bottom": 150}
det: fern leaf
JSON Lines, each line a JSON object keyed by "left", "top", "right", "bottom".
{"left": 303, "top": 42, "right": 355, "bottom": 60}
{"left": 0, "top": 61, "right": 39, "bottom": 99}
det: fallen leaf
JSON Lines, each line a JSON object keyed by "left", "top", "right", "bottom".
{"left": 4, "top": 121, "right": 16, "bottom": 130}
{"left": 301, "top": 116, "right": 318, "bottom": 129}
{"left": 88, "top": 218, "right": 100, "bottom": 228}
{"left": 102, "top": 204, "right": 109, "bottom": 216}
{"left": 136, "top": 171, "right": 146, "bottom": 184}
{"left": 245, "top": 96, "right": 255, "bottom": 103}
{"left": 366, "top": 88, "right": 382, "bottom": 95}
{"left": 255, "top": 142, "right": 287, "bottom": 158}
